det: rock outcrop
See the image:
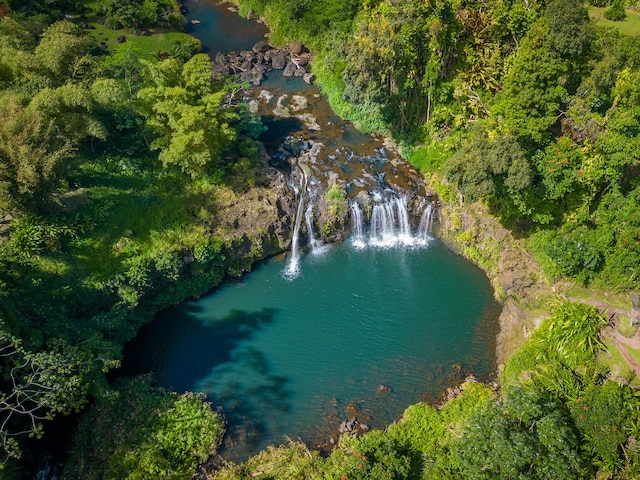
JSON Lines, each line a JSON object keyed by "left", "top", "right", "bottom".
{"left": 212, "top": 42, "right": 312, "bottom": 85}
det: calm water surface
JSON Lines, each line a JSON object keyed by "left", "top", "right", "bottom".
{"left": 122, "top": 240, "right": 499, "bottom": 459}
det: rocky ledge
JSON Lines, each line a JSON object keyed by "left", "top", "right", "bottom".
{"left": 212, "top": 40, "right": 314, "bottom": 86}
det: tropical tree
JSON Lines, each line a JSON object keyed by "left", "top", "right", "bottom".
{"left": 0, "top": 95, "right": 71, "bottom": 214}
{"left": 139, "top": 54, "right": 237, "bottom": 178}
{"left": 34, "top": 20, "right": 95, "bottom": 83}
{"left": 0, "top": 332, "right": 92, "bottom": 464}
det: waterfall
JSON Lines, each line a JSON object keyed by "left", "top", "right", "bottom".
{"left": 284, "top": 175, "right": 306, "bottom": 279}
{"left": 305, "top": 203, "right": 324, "bottom": 253}
{"left": 395, "top": 196, "right": 412, "bottom": 245}
{"left": 370, "top": 195, "right": 413, "bottom": 247}
{"left": 417, "top": 203, "right": 435, "bottom": 244}
{"left": 350, "top": 201, "right": 366, "bottom": 249}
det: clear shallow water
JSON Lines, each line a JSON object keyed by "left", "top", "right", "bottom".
{"left": 121, "top": 240, "right": 500, "bottom": 459}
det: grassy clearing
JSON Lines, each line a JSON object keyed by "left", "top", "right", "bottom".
{"left": 617, "top": 313, "right": 639, "bottom": 338}
{"left": 599, "top": 338, "right": 640, "bottom": 386}
{"left": 63, "top": 160, "right": 209, "bottom": 285}
{"left": 563, "top": 283, "right": 632, "bottom": 310}
{"left": 625, "top": 342, "right": 640, "bottom": 364}
{"left": 80, "top": 0, "right": 196, "bottom": 54}
{"left": 589, "top": 6, "right": 640, "bottom": 36}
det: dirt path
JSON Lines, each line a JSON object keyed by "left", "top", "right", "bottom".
{"left": 582, "top": 299, "right": 640, "bottom": 378}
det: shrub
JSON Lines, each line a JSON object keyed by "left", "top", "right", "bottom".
{"left": 63, "top": 376, "right": 224, "bottom": 480}
{"left": 604, "top": 2, "right": 627, "bottom": 21}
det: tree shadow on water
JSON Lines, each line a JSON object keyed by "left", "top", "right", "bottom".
{"left": 120, "top": 305, "right": 279, "bottom": 391}
{"left": 198, "top": 345, "right": 293, "bottom": 458}
{"left": 120, "top": 305, "right": 293, "bottom": 457}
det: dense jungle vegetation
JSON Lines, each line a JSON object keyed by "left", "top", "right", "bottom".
{"left": 0, "top": 0, "right": 639, "bottom": 478}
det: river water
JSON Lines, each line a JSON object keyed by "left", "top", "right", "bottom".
{"left": 120, "top": 0, "right": 501, "bottom": 461}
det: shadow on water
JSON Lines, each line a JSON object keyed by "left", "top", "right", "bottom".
{"left": 119, "top": 305, "right": 293, "bottom": 456}
{"left": 199, "top": 345, "right": 293, "bottom": 457}
{"left": 120, "top": 306, "right": 278, "bottom": 390}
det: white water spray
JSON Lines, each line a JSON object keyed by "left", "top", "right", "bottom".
{"left": 370, "top": 196, "right": 414, "bottom": 247}
{"left": 417, "top": 203, "right": 435, "bottom": 244}
{"left": 284, "top": 173, "right": 307, "bottom": 279}
{"left": 305, "top": 203, "right": 324, "bottom": 254}
{"left": 350, "top": 201, "right": 366, "bottom": 249}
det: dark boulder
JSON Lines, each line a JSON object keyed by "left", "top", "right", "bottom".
{"left": 252, "top": 41, "right": 271, "bottom": 53}
{"left": 293, "top": 55, "right": 308, "bottom": 67}
{"left": 283, "top": 61, "right": 296, "bottom": 77}
{"left": 271, "top": 50, "right": 287, "bottom": 69}
{"left": 290, "top": 41, "right": 304, "bottom": 54}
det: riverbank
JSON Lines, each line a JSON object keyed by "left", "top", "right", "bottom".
{"left": 429, "top": 173, "right": 639, "bottom": 373}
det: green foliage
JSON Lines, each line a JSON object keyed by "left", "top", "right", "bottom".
{"left": 34, "top": 20, "right": 96, "bottom": 82}
{"left": 455, "top": 386, "right": 588, "bottom": 479}
{"left": 569, "top": 381, "right": 636, "bottom": 476}
{"left": 0, "top": 333, "right": 93, "bottom": 464}
{"left": 98, "top": 0, "right": 184, "bottom": 31}
{"left": 139, "top": 54, "right": 237, "bottom": 178}
{"left": 494, "top": 19, "right": 569, "bottom": 145}
{"left": 447, "top": 127, "right": 531, "bottom": 205}
{"left": 604, "top": 1, "right": 627, "bottom": 21}
{"left": 0, "top": 94, "right": 72, "bottom": 214}
{"left": 503, "top": 300, "right": 606, "bottom": 386}
{"left": 328, "top": 431, "right": 415, "bottom": 480}
{"left": 546, "top": 0, "right": 595, "bottom": 58}
{"left": 63, "top": 376, "right": 224, "bottom": 479}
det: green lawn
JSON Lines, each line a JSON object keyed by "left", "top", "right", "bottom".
{"left": 600, "top": 337, "right": 640, "bottom": 387}
{"left": 79, "top": 0, "right": 197, "bottom": 55}
{"left": 589, "top": 6, "right": 640, "bottom": 36}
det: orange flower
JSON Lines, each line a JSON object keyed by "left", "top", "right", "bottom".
{"left": 612, "top": 426, "right": 618, "bottom": 432}
{"left": 577, "top": 169, "right": 583, "bottom": 176}
{"left": 362, "top": 456, "right": 367, "bottom": 461}
{"left": 342, "top": 474, "right": 348, "bottom": 480}
{"left": 358, "top": 464, "right": 363, "bottom": 469}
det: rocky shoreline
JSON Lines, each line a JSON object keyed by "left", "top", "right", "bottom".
{"left": 212, "top": 40, "right": 314, "bottom": 86}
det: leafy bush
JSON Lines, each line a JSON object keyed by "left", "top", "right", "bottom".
{"left": 502, "top": 300, "right": 606, "bottom": 385}
{"left": 455, "top": 386, "right": 588, "bottom": 479}
{"left": 604, "top": 2, "right": 627, "bottom": 21}
{"left": 98, "top": 0, "right": 184, "bottom": 31}
{"left": 63, "top": 376, "right": 224, "bottom": 480}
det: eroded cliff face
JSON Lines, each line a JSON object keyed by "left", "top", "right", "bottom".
{"left": 211, "top": 166, "right": 296, "bottom": 264}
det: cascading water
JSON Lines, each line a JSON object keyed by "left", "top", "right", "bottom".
{"left": 395, "top": 196, "right": 412, "bottom": 244}
{"left": 370, "top": 201, "right": 397, "bottom": 247}
{"left": 305, "top": 204, "right": 324, "bottom": 254}
{"left": 417, "top": 203, "right": 435, "bottom": 244}
{"left": 284, "top": 174, "right": 307, "bottom": 279}
{"left": 370, "top": 196, "right": 414, "bottom": 247}
{"left": 350, "top": 201, "right": 365, "bottom": 249}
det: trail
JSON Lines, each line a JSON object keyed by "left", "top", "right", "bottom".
{"left": 582, "top": 299, "right": 640, "bottom": 378}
